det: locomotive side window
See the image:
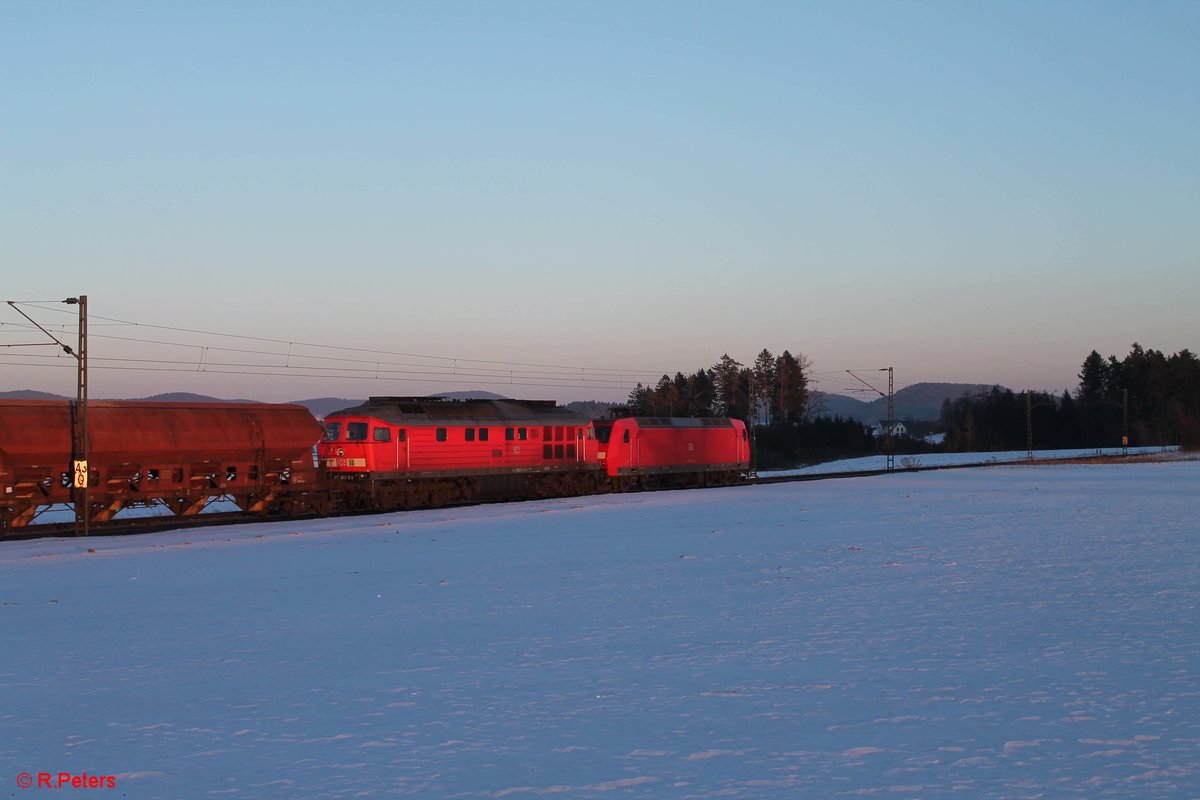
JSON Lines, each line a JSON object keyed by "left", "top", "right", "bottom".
{"left": 436, "top": 428, "right": 447, "bottom": 442}
{"left": 505, "top": 427, "right": 515, "bottom": 441}
{"left": 397, "top": 429, "right": 406, "bottom": 442}
{"left": 518, "top": 428, "right": 527, "bottom": 441}
{"left": 374, "top": 427, "right": 390, "bottom": 442}
{"left": 346, "top": 422, "right": 368, "bottom": 441}
{"left": 323, "top": 422, "right": 341, "bottom": 441}
{"left": 623, "top": 430, "right": 631, "bottom": 443}
{"left": 479, "top": 428, "right": 489, "bottom": 442}
{"left": 465, "top": 428, "right": 476, "bottom": 442}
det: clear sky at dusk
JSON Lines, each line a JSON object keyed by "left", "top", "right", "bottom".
{"left": 2, "top": 1, "right": 1197, "bottom": 402}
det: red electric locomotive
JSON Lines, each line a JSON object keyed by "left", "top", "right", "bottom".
{"left": 588, "top": 416, "right": 749, "bottom": 488}
{"left": 318, "top": 397, "right": 605, "bottom": 508}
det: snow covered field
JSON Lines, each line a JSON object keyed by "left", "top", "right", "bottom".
{"left": 2, "top": 459, "right": 1198, "bottom": 798}
{"left": 761, "top": 445, "right": 1177, "bottom": 477}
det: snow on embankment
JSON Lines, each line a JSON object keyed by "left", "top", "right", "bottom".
{"left": 2, "top": 460, "right": 1198, "bottom": 797}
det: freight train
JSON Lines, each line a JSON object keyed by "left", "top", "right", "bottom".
{"left": 0, "top": 397, "right": 749, "bottom": 534}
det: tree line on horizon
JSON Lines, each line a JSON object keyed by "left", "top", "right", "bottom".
{"left": 622, "top": 342, "right": 1199, "bottom": 467}
{"left": 940, "top": 344, "right": 1200, "bottom": 452}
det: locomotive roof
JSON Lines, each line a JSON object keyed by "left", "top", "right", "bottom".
{"left": 625, "top": 417, "right": 739, "bottom": 428}
{"left": 326, "top": 396, "right": 588, "bottom": 426}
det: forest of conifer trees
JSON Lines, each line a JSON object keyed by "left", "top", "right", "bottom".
{"left": 940, "top": 344, "right": 1200, "bottom": 452}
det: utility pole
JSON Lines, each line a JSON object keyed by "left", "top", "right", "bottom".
{"left": 4, "top": 295, "right": 88, "bottom": 535}
{"left": 69, "top": 296, "right": 89, "bottom": 536}
{"left": 1122, "top": 388, "right": 1129, "bottom": 456}
{"left": 1026, "top": 390, "right": 1033, "bottom": 461}
{"left": 886, "top": 366, "right": 894, "bottom": 471}
{"left": 847, "top": 367, "right": 895, "bottom": 471}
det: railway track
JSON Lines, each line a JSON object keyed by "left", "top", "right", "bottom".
{"left": 2, "top": 451, "right": 1174, "bottom": 542}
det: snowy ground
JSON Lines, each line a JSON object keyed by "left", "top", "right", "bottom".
{"left": 2, "top": 459, "right": 1198, "bottom": 798}
{"left": 760, "top": 445, "right": 1178, "bottom": 477}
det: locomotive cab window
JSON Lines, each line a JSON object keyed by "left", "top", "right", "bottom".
{"left": 505, "top": 427, "right": 515, "bottom": 441}
{"left": 346, "top": 422, "right": 368, "bottom": 441}
{"left": 479, "top": 428, "right": 489, "bottom": 442}
{"left": 374, "top": 427, "right": 390, "bottom": 442}
{"left": 518, "top": 428, "right": 527, "bottom": 441}
{"left": 323, "top": 423, "right": 341, "bottom": 441}
{"left": 397, "top": 429, "right": 406, "bottom": 442}
{"left": 623, "top": 430, "right": 631, "bottom": 443}
{"left": 465, "top": 428, "right": 476, "bottom": 442}
{"left": 436, "top": 428, "right": 447, "bottom": 442}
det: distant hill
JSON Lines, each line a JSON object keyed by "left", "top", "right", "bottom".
{"left": 812, "top": 382, "right": 999, "bottom": 423}
{"left": 0, "top": 389, "right": 69, "bottom": 400}
{"left": 432, "top": 390, "right": 510, "bottom": 400}
{"left": 135, "top": 392, "right": 261, "bottom": 403}
{"left": 566, "top": 400, "right": 619, "bottom": 419}
{"left": 289, "top": 393, "right": 516, "bottom": 419}
{"left": 290, "top": 397, "right": 363, "bottom": 419}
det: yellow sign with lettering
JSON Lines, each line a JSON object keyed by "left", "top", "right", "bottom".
{"left": 73, "top": 460, "right": 89, "bottom": 489}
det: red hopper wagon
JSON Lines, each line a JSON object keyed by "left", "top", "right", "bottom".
{"left": 0, "top": 400, "right": 323, "bottom": 531}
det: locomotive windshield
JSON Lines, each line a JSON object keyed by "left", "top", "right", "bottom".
{"left": 322, "top": 422, "right": 341, "bottom": 441}
{"left": 592, "top": 424, "right": 612, "bottom": 444}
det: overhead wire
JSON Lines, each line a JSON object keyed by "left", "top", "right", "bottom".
{"left": 5, "top": 303, "right": 886, "bottom": 396}
{"left": 1, "top": 306, "right": 672, "bottom": 393}
{"left": 6, "top": 302, "right": 668, "bottom": 377}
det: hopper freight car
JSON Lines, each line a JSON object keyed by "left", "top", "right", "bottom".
{"left": 318, "top": 396, "right": 605, "bottom": 508}
{"left": 0, "top": 400, "right": 324, "bottom": 530}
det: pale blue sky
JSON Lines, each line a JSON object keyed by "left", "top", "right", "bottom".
{"left": 2, "top": 1, "right": 1197, "bottom": 401}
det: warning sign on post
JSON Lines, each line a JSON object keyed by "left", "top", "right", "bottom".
{"left": 73, "top": 460, "right": 89, "bottom": 488}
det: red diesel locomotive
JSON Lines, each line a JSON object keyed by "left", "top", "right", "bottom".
{"left": 317, "top": 397, "right": 601, "bottom": 508}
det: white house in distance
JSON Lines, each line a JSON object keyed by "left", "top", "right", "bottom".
{"left": 871, "top": 420, "right": 907, "bottom": 438}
